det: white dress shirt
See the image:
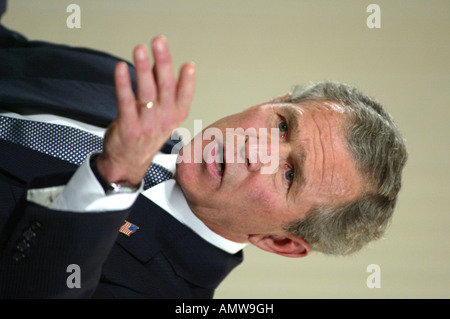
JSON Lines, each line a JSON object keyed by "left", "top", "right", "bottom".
{"left": 0, "top": 110, "right": 247, "bottom": 254}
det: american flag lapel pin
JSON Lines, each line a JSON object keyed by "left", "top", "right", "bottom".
{"left": 119, "top": 220, "right": 139, "bottom": 236}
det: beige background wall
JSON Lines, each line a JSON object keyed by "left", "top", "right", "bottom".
{"left": 2, "top": 0, "right": 448, "bottom": 298}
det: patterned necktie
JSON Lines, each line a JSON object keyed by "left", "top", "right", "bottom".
{"left": 0, "top": 115, "right": 172, "bottom": 189}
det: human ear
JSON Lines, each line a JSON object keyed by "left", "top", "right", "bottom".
{"left": 248, "top": 234, "right": 310, "bottom": 258}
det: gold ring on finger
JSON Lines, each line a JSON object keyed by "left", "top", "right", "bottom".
{"left": 138, "top": 100, "right": 154, "bottom": 109}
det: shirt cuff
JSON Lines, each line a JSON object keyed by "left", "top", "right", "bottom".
{"left": 28, "top": 153, "right": 142, "bottom": 212}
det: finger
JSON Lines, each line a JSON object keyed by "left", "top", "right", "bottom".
{"left": 176, "top": 62, "right": 196, "bottom": 116}
{"left": 151, "top": 36, "right": 176, "bottom": 105}
{"left": 133, "top": 45, "right": 156, "bottom": 105}
{"left": 114, "top": 62, "right": 138, "bottom": 123}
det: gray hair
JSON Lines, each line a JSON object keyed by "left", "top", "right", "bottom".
{"left": 279, "top": 82, "right": 408, "bottom": 255}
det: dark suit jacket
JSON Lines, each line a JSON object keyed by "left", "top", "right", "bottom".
{"left": 0, "top": 24, "right": 242, "bottom": 298}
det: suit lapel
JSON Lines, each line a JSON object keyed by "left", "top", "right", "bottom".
{"left": 116, "top": 195, "right": 243, "bottom": 290}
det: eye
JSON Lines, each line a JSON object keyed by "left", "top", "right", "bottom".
{"left": 278, "top": 120, "right": 288, "bottom": 133}
{"left": 285, "top": 167, "right": 294, "bottom": 185}
{"left": 277, "top": 117, "right": 288, "bottom": 141}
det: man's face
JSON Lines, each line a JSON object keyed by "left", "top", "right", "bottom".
{"left": 175, "top": 100, "right": 364, "bottom": 243}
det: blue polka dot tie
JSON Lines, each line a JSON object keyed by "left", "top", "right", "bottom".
{"left": 0, "top": 115, "right": 172, "bottom": 189}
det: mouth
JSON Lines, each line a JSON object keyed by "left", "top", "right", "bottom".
{"left": 206, "top": 140, "right": 225, "bottom": 181}
{"left": 216, "top": 138, "right": 226, "bottom": 175}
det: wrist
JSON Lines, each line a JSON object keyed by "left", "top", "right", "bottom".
{"left": 90, "top": 154, "right": 140, "bottom": 195}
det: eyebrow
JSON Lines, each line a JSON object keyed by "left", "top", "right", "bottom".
{"left": 278, "top": 105, "right": 307, "bottom": 191}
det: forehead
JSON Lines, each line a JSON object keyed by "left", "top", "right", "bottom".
{"left": 277, "top": 101, "right": 363, "bottom": 209}
{"left": 271, "top": 100, "right": 345, "bottom": 115}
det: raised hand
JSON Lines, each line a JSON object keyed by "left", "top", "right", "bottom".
{"left": 97, "top": 36, "right": 196, "bottom": 186}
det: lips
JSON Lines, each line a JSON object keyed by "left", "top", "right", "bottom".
{"left": 206, "top": 140, "right": 225, "bottom": 182}
{"left": 215, "top": 144, "right": 225, "bottom": 176}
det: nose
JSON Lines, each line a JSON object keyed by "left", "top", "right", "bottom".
{"left": 244, "top": 133, "right": 283, "bottom": 174}
{"left": 246, "top": 136, "right": 262, "bottom": 172}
